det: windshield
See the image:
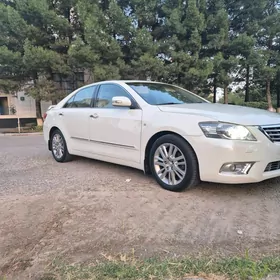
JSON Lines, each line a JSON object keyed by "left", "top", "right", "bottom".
{"left": 126, "top": 82, "right": 208, "bottom": 105}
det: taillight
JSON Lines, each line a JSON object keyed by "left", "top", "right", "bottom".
{"left": 43, "top": 113, "right": 47, "bottom": 121}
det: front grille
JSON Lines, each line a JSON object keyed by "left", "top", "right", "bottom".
{"left": 260, "top": 125, "right": 280, "bottom": 142}
{"left": 264, "top": 161, "right": 280, "bottom": 172}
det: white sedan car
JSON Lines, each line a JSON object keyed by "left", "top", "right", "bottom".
{"left": 43, "top": 80, "right": 280, "bottom": 192}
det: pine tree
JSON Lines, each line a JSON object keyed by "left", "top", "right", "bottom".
{"left": 115, "top": 0, "right": 165, "bottom": 80}
{"left": 160, "top": 0, "right": 212, "bottom": 91}
{"left": 255, "top": 0, "right": 280, "bottom": 110}
{"left": 76, "top": 0, "right": 128, "bottom": 81}
{"left": 202, "top": 0, "right": 233, "bottom": 103}
{"left": 0, "top": 0, "right": 74, "bottom": 123}
{"left": 229, "top": 33, "right": 258, "bottom": 102}
{"left": 225, "top": 0, "right": 266, "bottom": 102}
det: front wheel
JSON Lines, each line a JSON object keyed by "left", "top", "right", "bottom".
{"left": 149, "top": 134, "right": 200, "bottom": 192}
{"left": 51, "top": 129, "right": 72, "bottom": 162}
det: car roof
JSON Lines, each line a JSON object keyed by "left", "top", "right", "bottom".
{"left": 82, "top": 80, "right": 171, "bottom": 88}
{"left": 96, "top": 80, "right": 165, "bottom": 84}
{"left": 77, "top": 80, "right": 169, "bottom": 90}
{"left": 73, "top": 80, "right": 168, "bottom": 95}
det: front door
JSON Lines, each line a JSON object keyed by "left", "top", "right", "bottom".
{"left": 89, "top": 84, "right": 142, "bottom": 163}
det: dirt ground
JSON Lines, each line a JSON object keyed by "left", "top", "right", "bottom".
{"left": 1, "top": 135, "right": 280, "bottom": 279}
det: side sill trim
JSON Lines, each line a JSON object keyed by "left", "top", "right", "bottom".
{"left": 71, "top": 136, "right": 136, "bottom": 150}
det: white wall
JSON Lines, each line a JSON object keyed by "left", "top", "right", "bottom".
{"left": 11, "top": 90, "right": 36, "bottom": 118}
{"left": 5, "top": 91, "right": 52, "bottom": 118}
{"left": 41, "top": 100, "right": 52, "bottom": 115}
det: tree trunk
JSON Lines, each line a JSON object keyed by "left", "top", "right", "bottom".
{"left": 245, "top": 64, "right": 250, "bottom": 102}
{"left": 266, "top": 78, "right": 273, "bottom": 110}
{"left": 177, "top": 72, "right": 182, "bottom": 85}
{"left": 33, "top": 73, "right": 43, "bottom": 126}
{"left": 266, "top": 37, "right": 274, "bottom": 111}
{"left": 213, "top": 76, "right": 217, "bottom": 103}
{"left": 36, "top": 99, "right": 43, "bottom": 126}
{"left": 277, "top": 87, "right": 280, "bottom": 113}
{"left": 224, "top": 86, "right": 228, "bottom": 104}
{"left": 101, "top": 0, "right": 109, "bottom": 10}
{"left": 277, "top": 72, "right": 280, "bottom": 113}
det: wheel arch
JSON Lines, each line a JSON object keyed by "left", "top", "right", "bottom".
{"left": 48, "top": 126, "right": 60, "bottom": 150}
{"left": 144, "top": 131, "right": 200, "bottom": 176}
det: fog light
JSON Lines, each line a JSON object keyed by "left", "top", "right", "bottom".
{"left": 219, "top": 162, "right": 254, "bottom": 175}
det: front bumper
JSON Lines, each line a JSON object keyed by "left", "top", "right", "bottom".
{"left": 185, "top": 126, "right": 280, "bottom": 184}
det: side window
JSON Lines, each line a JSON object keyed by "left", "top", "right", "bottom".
{"left": 64, "top": 86, "right": 95, "bottom": 108}
{"left": 96, "top": 84, "right": 132, "bottom": 108}
{"left": 64, "top": 96, "right": 75, "bottom": 108}
{"left": 73, "top": 86, "right": 95, "bottom": 108}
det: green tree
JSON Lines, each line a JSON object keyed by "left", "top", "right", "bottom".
{"left": 229, "top": 33, "right": 258, "bottom": 102}
{"left": 0, "top": 0, "right": 79, "bottom": 123}
{"left": 216, "top": 55, "right": 239, "bottom": 104}
{"left": 226, "top": 0, "right": 280, "bottom": 106}
{"left": 1, "top": 0, "right": 279, "bottom": 114}
{"left": 225, "top": 0, "right": 265, "bottom": 102}
{"left": 202, "top": 0, "right": 229, "bottom": 102}
{"left": 116, "top": 0, "right": 165, "bottom": 80}
{"left": 159, "top": 0, "right": 212, "bottom": 91}
{"left": 255, "top": 0, "right": 280, "bottom": 110}
{"left": 77, "top": 0, "right": 128, "bottom": 81}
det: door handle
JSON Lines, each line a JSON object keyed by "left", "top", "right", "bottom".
{"left": 90, "top": 113, "right": 99, "bottom": 119}
{"left": 59, "top": 113, "right": 63, "bottom": 116}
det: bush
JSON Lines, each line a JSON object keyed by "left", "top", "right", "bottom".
{"left": 31, "top": 125, "right": 43, "bottom": 132}
{"left": 236, "top": 101, "right": 269, "bottom": 110}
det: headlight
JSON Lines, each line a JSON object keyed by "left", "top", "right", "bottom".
{"left": 199, "top": 122, "right": 256, "bottom": 141}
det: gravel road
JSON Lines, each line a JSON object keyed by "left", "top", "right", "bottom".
{"left": 1, "top": 135, "right": 280, "bottom": 279}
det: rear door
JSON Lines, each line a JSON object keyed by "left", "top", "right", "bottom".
{"left": 58, "top": 85, "right": 97, "bottom": 150}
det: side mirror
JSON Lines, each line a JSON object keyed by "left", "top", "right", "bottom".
{"left": 112, "top": 96, "right": 132, "bottom": 108}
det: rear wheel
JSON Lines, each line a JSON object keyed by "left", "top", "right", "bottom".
{"left": 149, "top": 134, "right": 199, "bottom": 192}
{"left": 51, "top": 129, "right": 72, "bottom": 162}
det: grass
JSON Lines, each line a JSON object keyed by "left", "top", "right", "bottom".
{"left": 37, "top": 253, "right": 280, "bottom": 280}
{"left": 20, "top": 125, "right": 43, "bottom": 133}
{"left": 29, "top": 125, "right": 43, "bottom": 132}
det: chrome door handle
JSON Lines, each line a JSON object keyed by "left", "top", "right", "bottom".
{"left": 90, "top": 113, "right": 99, "bottom": 119}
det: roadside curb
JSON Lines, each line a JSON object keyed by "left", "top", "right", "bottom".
{"left": 0, "top": 132, "right": 43, "bottom": 137}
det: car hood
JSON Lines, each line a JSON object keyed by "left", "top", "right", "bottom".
{"left": 157, "top": 103, "right": 280, "bottom": 126}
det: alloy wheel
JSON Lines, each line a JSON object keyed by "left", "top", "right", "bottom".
{"left": 52, "top": 133, "right": 65, "bottom": 159}
{"left": 153, "top": 143, "right": 187, "bottom": 186}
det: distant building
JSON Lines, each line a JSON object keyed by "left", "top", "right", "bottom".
{"left": 0, "top": 70, "right": 92, "bottom": 129}
{"left": 0, "top": 91, "right": 52, "bottom": 128}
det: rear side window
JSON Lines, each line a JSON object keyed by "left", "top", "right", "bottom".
{"left": 64, "top": 86, "right": 96, "bottom": 108}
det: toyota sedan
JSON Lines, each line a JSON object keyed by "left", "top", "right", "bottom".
{"left": 43, "top": 80, "right": 280, "bottom": 191}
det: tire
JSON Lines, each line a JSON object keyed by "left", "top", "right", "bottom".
{"left": 50, "top": 129, "right": 72, "bottom": 163}
{"left": 149, "top": 134, "right": 200, "bottom": 192}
